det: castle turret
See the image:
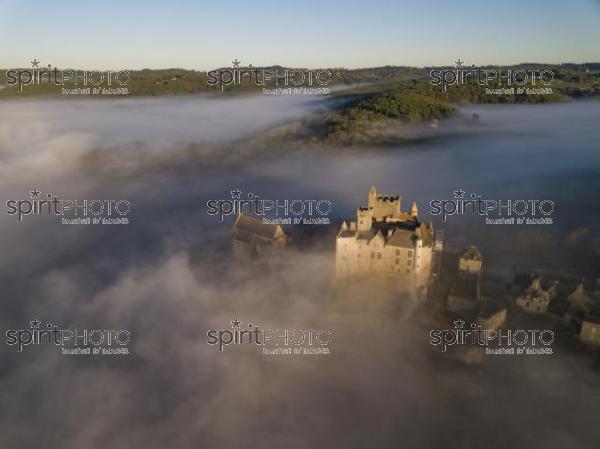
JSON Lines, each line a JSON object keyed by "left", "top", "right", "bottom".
{"left": 530, "top": 277, "right": 542, "bottom": 292}
{"left": 410, "top": 201, "right": 418, "bottom": 217}
{"left": 357, "top": 208, "right": 373, "bottom": 232}
{"left": 368, "top": 186, "right": 378, "bottom": 208}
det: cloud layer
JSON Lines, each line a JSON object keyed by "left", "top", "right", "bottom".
{"left": 0, "top": 96, "right": 599, "bottom": 449}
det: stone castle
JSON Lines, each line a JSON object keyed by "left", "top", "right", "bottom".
{"left": 335, "top": 186, "right": 434, "bottom": 293}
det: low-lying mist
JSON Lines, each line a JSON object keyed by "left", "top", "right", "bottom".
{"left": 0, "top": 95, "right": 599, "bottom": 449}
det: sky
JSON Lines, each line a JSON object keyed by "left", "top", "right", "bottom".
{"left": 0, "top": 0, "right": 599, "bottom": 70}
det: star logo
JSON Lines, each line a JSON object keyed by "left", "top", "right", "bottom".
{"left": 30, "top": 188, "right": 41, "bottom": 199}
{"left": 232, "top": 59, "right": 241, "bottom": 68}
{"left": 453, "top": 319, "right": 465, "bottom": 329}
{"left": 230, "top": 188, "right": 242, "bottom": 199}
{"left": 31, "top": 59, "right": 40, "bottom": 68}
{"left": 453, "top": 189, "right": 465, "bottom": 199}
{"left": 231, "top": 318, "right": 241, "bottom": 328}
{"left": 30, "top": 318, "right": 41, "bottom": 329}
{"left": 454, "top": 59, "right": 464, "bottom": 68}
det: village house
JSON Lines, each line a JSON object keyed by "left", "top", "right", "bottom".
{"left": 447, "top": 246, "right": 484, "bottom": 312}
{"left": 458, "top": 246, "right": 483, "bottom": 275}
{"left": 515, "top": 277, "right": 558, "bottom": 314}
{"left": 580, "top": 315, "right": 600, "bottom": 346}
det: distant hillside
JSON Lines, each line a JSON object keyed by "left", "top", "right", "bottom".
{"left": 3, "top": 63, "right": 596, "bottom": 148}
{"left": 0, "top": 63, "right": 598, "bottom": 98}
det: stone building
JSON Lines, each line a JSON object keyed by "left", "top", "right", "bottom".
{"left": 458, "top": 246, "right": 483, "bottom": 275}
{"left": 231, "top": 213, "right": 286, "bottom": 260}
{"left": 515, "top": 277, "right": 557, "bottom": 314}
{"left": 580, "top": 315, "right": 600, "bottom": 346}
{"left": 447, "top": 246, "right": 483, "bottom": 312}
{"left": 335, "top": 186, "right": 434, "bottom": 293}
{"left": 567, "top": 282, "right": 596, "bottom": 314}
{"left": 563, "top": 281, "right": 600, "bottom": 327}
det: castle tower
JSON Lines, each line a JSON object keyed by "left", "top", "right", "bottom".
{"left": 357, "top": 208, "right": 373, "bottom": 232}
{"left": 368, "top": 186, "right": 378, "bottom": 208}
{"left": 410, "top": 201, "right": 418, "bottom": 217}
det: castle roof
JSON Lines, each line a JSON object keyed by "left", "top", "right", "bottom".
{"left": 337, "top": 219, "right": 433, "bottom": 248}
{"left": 338, "top": 187, "right": 433, "bottom": 248}
{"left": 372, "top": 218, "right": 418, "bottom": 233}
{"left": 387, "top": 229, "right": 415, "bottom": 248}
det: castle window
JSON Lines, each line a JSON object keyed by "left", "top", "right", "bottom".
{"left": 396, "top": 258, "right": 400, "bottom": 264}
{"left": 406, "top": 269, "right": 411, "bottom": 274}
{"left": 408, "top": 250, "right": 413, "bottom": 257}
{"left": 377, "top": 253, "right": 382, "bottom": 260}
{"left": 395, "top": 249, "right": 400, "bottom": 256}
{"left": 371, "top": 252, "right": 375, "bottom": 259}
{"left": 407, "top": 259, "right": 412, "bottom": 266}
